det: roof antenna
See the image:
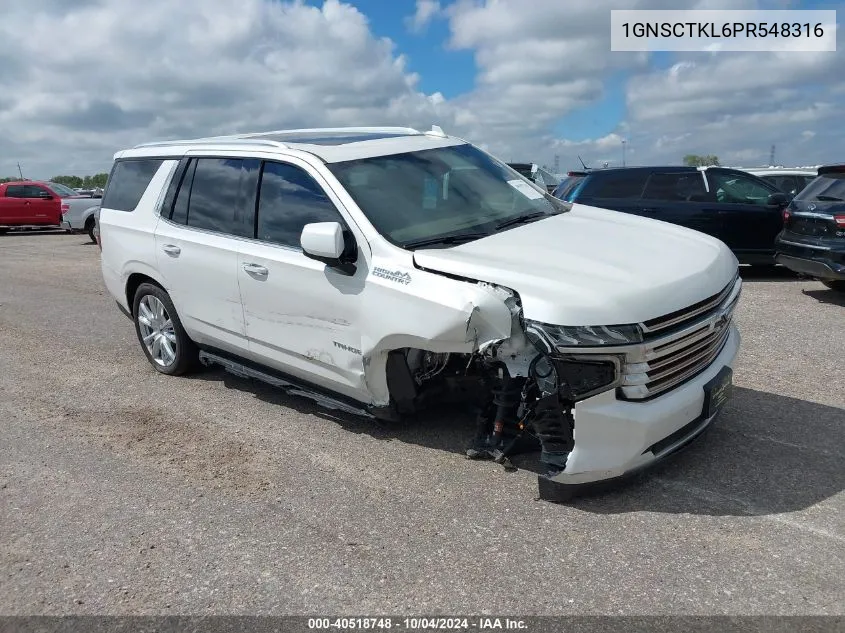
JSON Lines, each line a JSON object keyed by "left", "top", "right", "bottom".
{"left": 577, "top": 155, "right": 588, "bottom": 170}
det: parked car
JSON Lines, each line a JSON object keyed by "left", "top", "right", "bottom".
{"left": 0, "top": 180, "right": 101, "bottom": 235}
{"left": 775, "top": 164, "right": 845, "bottom": 291}
{"left": 507, "top": 162, "right": 560, "bottom": 193}
{"left": 0, "top": 180, "right": 66, "bottom": 231}
{"left": 738, "top": 167, "right": 818, "bottom": 197}
{"left": 62, "top": 201, "right": 101, "bottom": 242}
{"left": 552, "top": 166, "right": 789, "bottom": 265}
{"left": 99, "top": 126, "right": 740, "bottom": 500}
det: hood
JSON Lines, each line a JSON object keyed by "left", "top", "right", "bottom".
{"left": 412, "top": 203, "right": 738, "bottom": 326}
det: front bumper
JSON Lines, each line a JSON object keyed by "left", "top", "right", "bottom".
{"left": 775, "top": 233, "right": 845, "bottom": 281}
{"left": 539, "top": 324, "right": 740, "bottom": 500}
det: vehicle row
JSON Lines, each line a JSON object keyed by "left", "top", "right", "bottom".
{"left": 0, "top": 179, "right": 100, "bottom": 241}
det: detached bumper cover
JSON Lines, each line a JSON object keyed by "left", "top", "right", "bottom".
{"left": 539, "top": 325, "right": 740, "bottom": 501}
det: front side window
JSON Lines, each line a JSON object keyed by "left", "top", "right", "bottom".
{"left": 5, "top": 185, "right": 26, "bottom": 198}
{"left": 101, "top": 159, "right": 164, "bottom": 212}
{"left": 328, "top": 143, "right": 568, "bottom": 248}
{"left": 707, "top": 171, "right": 775, "bottom": 205}
{"left": 256, "top": 161, "right": 344, "bottom": 248}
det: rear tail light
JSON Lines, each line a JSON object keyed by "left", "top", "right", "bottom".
{"left": 60, "top": 202, "right": 70, "bottom": 214}
{"left": 834, "top": 214, "right": 845, "bottom": 228}
{"left": 783, "top": 209, "right": 790, "bottom": 221}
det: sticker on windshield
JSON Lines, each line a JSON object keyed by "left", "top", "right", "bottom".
{"left": 507, "top": 179, "right": 544, "bottom": 200}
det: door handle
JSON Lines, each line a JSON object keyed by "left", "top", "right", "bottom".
{"left": 162, "top": 244, "right": 181, "bottom": 256}
{"left": 242, "top": 263, "right": 269, "bottom": 276}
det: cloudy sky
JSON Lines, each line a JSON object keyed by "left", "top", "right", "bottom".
{"left": 0, "top": 0, "right": 842, "bottom": 179}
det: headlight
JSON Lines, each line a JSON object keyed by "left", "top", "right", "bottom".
{"left": 525, "top": 320, "right": 642, "bottom": 350}
{"left": 530, "top": 354, "right": 621, "bottom": 401}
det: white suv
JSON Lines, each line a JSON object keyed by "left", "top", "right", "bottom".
{"left": 99, "top": 126, "right": 741, "bottom": 499}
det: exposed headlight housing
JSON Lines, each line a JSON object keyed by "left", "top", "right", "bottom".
{"left": 530, "top": 354, "right": 621, "bottom": 401}
{"left": 525, "top": 320, "right": 642, "bottom": 350}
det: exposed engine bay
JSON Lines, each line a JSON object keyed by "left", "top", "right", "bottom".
{"left": 383, "top": 288, "right": 615, "bottom": 477}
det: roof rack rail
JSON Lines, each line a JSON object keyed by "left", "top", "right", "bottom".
{"left": 133, "top": 137, "right": 289, "bottom": 150}
{"left": 235, "top": 126, "right": 422, "bottom": 138}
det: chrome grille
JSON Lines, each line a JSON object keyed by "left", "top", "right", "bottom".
{"left": 620, "top": 276, "right": 741, "bottom": 400}
{"left": 640, "top": 273, "right": 739, "bottom": 336}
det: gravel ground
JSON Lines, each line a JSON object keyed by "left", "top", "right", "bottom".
{"left": 1, "top": 231, "right": 843, "bottom": 615}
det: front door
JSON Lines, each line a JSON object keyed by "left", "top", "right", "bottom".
{"left": 236, "top": 158, "right": 368, "bottom": 401}
{"left": 704, "top": 169, "right": 783, "bottom": 256}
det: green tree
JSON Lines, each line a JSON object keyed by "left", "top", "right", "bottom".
{"left": 683, "top": 154, "right": 720, "bottom": 167}
{"left": 91, "top": 173, "right": 109, "bottom": 188}
{"left": 50, "top": 175, "right": 84, "bottom": 188}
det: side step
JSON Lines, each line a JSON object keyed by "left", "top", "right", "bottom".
{"left": 198, "top": 350, "right": 374, "bottom": 419}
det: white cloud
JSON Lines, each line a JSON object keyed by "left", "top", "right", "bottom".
{"left": 0, "top": 0, "right": 843, "bottom": 179}
{"left": 406, "top": 0, "right": 442, "bottom": 33}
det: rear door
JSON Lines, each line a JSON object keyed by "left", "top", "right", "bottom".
{"left": 704, "top": 169, "right": 783, "bottom": 255}
{"left": 154, "top": 156, "right": 256, "bottom": 355}
{"left": 0, "top": 184, "right": 28, "bottom": 223}
{"left": 639, "top": 171, "right": 723, "bottom": 239}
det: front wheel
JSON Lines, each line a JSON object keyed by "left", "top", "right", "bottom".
{"left": 822, "top": 279, "right": 845, "bottom": 292}
{"left": 132, "top": 283, "right": 198, "bottom": 375}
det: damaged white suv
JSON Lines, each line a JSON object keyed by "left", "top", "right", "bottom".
{"left": 99, "top": 126, "right": 741, "bottom": 499}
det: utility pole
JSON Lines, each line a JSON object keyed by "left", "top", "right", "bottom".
{"left": 622, "top": 140, "right": 627, "bottom": 167}
{"left": 17, "top": 162, "right": 23, "bottom": 179}
{"left": 769, "top": 145, "right": 776, "bottom": 166}
{"left": 553, "top": 154, "right": 560, "bottom": 174}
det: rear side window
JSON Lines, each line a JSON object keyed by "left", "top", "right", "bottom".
{"left": 581, "top": 171, "right": 647, "bottom": 199}
{"left": 102, "top": 159, "right": 164, "bottom": 212}
{"left": 169, "top": 158, "right": 258, "bottom": 237}
{"left": 643, "top": 172, "right": 708, "bottom": 202}
{"left": 256, "top": 161, "right": 344, "bottom": 248}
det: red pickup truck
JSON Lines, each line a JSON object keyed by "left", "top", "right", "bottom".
{"left": 0, "top": 180, "right": 79, "bottom": 232}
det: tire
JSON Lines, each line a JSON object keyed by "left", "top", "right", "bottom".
{"left": 86, "top": 221, "right": 96, "bottom": 243}
{"left": 822, "top": 279, "right": 845, "bottom": 292}
{"left": 132, "top": 283, "right": 198, "bottom": 376}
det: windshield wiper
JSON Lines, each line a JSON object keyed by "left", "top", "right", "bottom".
{"left": 494, "top": 211, "right": 550, "bottom": 231}
{"left": 403, "top": 232, "right": 490, "bottom": 250}
{"left": 814, "top": 195, "right": 845, "bottom": 202}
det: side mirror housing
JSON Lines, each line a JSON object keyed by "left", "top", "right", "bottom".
{"left": 300, "top": 222, "right": 357, "bottom": 274}
{"left": 766, "top": 192, "right": 790, "bottom": 208}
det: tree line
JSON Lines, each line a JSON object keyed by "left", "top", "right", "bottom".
{"left": 0, "top": 173, "right": 109, "bottom": 187}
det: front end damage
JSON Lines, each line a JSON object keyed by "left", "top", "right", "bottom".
{"left": 373, "top": 282, "right": 608, "bottom": 485}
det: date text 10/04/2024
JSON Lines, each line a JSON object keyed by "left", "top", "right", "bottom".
{"left": 307, "top": 618, "right": 529, "bottom": 630}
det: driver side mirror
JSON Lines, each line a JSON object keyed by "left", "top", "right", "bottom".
{"left": 300, "top": 222, "right": 357, "bottom": 275}
{"left": 766, "top": 192, "right": 790, "bottom": 208}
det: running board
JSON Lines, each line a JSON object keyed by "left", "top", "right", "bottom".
{"left": 198, "top": 350, "right": 374, "bottom": 419}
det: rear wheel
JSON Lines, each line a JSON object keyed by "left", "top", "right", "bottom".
{"left": 132, "top": 283, "right": 198, "bottom": 375}
{"left": 85, "top": 218, "right": 96, "bottom": 243}
{"left": 821, "top": 279, "right": 845, "bottom": 292}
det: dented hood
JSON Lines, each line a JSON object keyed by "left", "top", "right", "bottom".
{"left": 412, "top": 203, "right": 738, "bottom": 326}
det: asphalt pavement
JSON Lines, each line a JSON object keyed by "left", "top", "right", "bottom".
{"left": 1, "top": 231, "right": 843, "bottom": 615}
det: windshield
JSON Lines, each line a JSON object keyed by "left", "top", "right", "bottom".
{"left": 328, "top": 144, "right": 569, "bottom": 248}
{"left": 796, "top": 173, "right": 845, "bottom": 203}
{"left": 46, "top": 182, "right": 79, "bottom": 197}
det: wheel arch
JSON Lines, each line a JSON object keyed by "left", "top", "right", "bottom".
{"left": 125, "top": 272, "right": 166, "bottom": 316}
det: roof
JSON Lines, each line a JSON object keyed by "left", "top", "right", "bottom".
{"left": 122, "top": 126, "right": 466, "bottom": 163}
